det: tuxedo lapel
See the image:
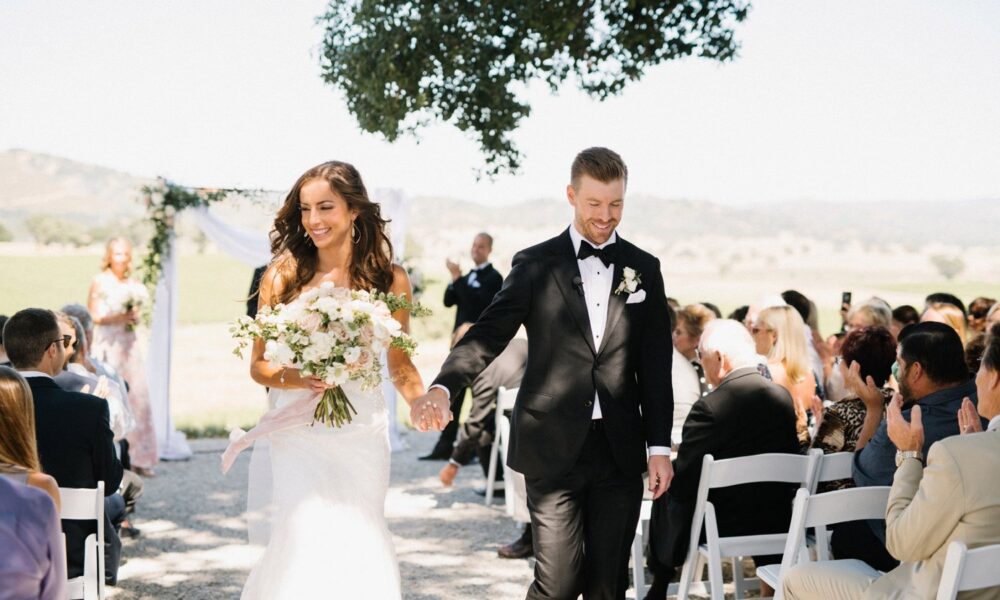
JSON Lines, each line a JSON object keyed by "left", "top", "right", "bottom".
{"left": 598, "top": 248, "right": 628, "bottom": 356}
{"left": 551, "top": 234, "right": 598, "bottom": 356}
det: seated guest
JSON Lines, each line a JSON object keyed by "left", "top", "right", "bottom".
{"left": 968, "top": 297, "right": 996, "bottom": 334}
{"left": 0, "top": 366, "right": 61, "bottom": 511}
{"left": 0, "top": 314, "right": 9, "bottom": 367}
{"left": 644, "top": 320, "right": 801, "bottom": 600}
{"left": 809, "top": 327, "right": 896, "bottom": 489}
{"left": 60, "top": 303, "right": 130, "bottom": 396}
{"left": 781, "top": 324, "right": 1000, "bottom": 600}
{"left": 3, "top": 308, "right": 124, "bottom": 582}
{"left": 841, "top": 322, "right": 978, "bottom": 572}
{"left": 54, "top": 313, "right": 134, "bottom": 441}
{"left": 987, "top": 302, "right": 1000, "bottom": 332}
{"left": 925, "top": 291, "right": 967, "bottom": 317}
{"left": 0, "top": 475, "right": 67, "bottom": 600}
{"left": 922, "top": 301, "right": 969, "bottom": 346}
{"left": 752, "top": 306, "right": 817, "bottom": 444}
{"left": 890, "top": 304, "right": 920, "bottom": 339}
{"left": 845, "top": 299, "right": 892, "bottom": 331}
{"left": 671, "top": 304, "right": 717, "bottom": 445}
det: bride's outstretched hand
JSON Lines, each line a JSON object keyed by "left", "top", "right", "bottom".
{"left": 410, "top": 388, "right": 452, "bottom": 432}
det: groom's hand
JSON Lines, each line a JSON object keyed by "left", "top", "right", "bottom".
{"left": 410, "top": 388, "right": 452, "bottom": 432}
{"left": 648, "top": 455, "right": 673, "bottom": 500}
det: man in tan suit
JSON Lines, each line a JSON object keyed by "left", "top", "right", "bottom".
{"left": 783, "top": 323, "right": 1000, "bottom": 599}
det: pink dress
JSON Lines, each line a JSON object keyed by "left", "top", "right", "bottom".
{"left": 90, "top": 271, "right": 159, "bottom": 470}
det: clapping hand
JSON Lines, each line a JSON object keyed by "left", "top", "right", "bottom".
{"left": 957, "top": 397, "right": 983, "bottom": 435}
{"left": 445, "top": 259, "right": 461, "bottom": 281}
{"left": 410, "top": 388, "right": 452, "bottom": 432}
{"left": 809, "top": 394, "right": 825, "bottom": 434}
{"left": 886, "top": 392, "right": 924, "bottom": 452}
{"left": 841, "top": 359, "right": 882, "bottom": 411}
{"left": 81, "top": 376, "right": 111, "bottom": 399}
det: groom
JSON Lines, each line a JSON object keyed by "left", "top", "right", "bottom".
{"left": 414, "top": 147, "right": 674, "bottom": 599}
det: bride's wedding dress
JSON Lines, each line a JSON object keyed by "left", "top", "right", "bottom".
{"left": 240, "top": 381, "right": 401, "bottom": 599}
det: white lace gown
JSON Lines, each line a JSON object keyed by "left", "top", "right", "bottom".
{"left": 241, "top": 381, "right": 401, "bottom": 599}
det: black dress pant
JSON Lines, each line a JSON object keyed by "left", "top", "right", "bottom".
{"left": 524, "top": 421, "right": 643, "bottom": 600}
{"left": 830, "top": 519, "right": 900, "bottom": 572}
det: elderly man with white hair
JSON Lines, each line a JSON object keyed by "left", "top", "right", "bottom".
{"left": 643, "top": 320, "right": 802, "bottom": 600}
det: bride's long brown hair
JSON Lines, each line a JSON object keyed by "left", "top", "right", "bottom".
{"left": 269, "top": 161, "right": 394, "bottom": 306}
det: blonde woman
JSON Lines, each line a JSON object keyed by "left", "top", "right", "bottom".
{"left": 752, "top": 306, "right": 817, "bottom": 441}
{"left": 921, "top": 301, "right": 969, "bottom": 346}
{"left": 0, "top": 366, "right": 61, "bottom": 511}
{"left": 88, "top": 238, "right": 158, "bottom": 475}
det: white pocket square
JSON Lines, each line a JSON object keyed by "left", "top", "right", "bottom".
{"left": 626, "top": 290, "right": 646, "bottom": 304}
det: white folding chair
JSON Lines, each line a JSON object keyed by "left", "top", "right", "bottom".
{"left": 61, "top": 481, "right": 106, "bottom": 600}
{"left": 630, "top": 499, "right": 654, "bottom": 599}
{"left": 806, "top": 449, "right": 855, "bottom": 561}
{"left": 937, "top": 541, "right": 1000, "bottom": 600}
{"left": 756, "top": 485, "right": 891, "bottom": 600}
{"left": 676, "top": 452, "right": 819, "bottom": 600}
{"left": 485, "top": 386, "right": 518, "bottom": 505}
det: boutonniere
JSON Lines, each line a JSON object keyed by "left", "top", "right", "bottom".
{"left": 614, "top": 267, "right": 641, "bottom": 295}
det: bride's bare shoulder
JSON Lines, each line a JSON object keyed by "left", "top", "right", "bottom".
{"left": 260, "top": 254, "right": 294, "bottom": 304}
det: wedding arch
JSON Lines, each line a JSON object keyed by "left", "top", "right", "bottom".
{"left": 136, "top": 179, "right": 411, "bottom": 460}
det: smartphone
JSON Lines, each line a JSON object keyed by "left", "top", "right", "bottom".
{"left": 841, "top": 291, "right": 852, "bottom": 308}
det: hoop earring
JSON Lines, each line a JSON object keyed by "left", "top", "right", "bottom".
{"left": 352, "top": 222, "right": 360, "bottom": 245}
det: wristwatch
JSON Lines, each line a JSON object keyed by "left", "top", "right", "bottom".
{"left": 895, "top": 449, "right": 923, "bottom": 467}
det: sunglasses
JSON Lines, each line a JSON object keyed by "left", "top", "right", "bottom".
{"left": 51, "top": 334, "right": 72, "bottom": 349}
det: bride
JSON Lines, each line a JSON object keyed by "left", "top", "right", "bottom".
{"left": 239, "top": 161, "right": 452, "bottom": 599}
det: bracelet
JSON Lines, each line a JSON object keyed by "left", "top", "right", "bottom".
{"left": 279, "top": 368, "right": 286, "bottom": 386}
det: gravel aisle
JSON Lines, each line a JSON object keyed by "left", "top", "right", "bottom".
{"left": 107, "top": 432, "right": 535, "bottom": 599}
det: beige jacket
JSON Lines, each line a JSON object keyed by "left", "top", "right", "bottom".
{"left": 865, "top": 429, "right": 1000, "bottom": 599}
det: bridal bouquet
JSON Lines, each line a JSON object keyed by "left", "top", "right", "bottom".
{"left": 105, "top": 282, "right": 150, "bottom": 332}
{"left": 231, "top": 283, "right": 427, "bottom": 427}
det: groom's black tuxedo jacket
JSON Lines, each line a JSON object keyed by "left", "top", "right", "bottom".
{"left": 433, "top": 229, "right": 673, "bottom": 480}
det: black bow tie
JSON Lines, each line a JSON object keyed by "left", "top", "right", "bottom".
{"left": 577, "top": 242, "right": 618, "bottom": 267}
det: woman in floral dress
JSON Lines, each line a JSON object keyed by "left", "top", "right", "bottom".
{"left": 88, "top": 238, "right": 159, "bottom": 476}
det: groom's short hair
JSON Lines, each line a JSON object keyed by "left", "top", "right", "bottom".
{"left": 571, "top": 147, "right": 628, "bottom": 189}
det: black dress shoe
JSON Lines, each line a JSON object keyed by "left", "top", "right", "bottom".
{"left": 418, "top": 448, "right": 452, "bottom": 461}
{"left": 497, "top": 536, "right": 533, "bottom": 559}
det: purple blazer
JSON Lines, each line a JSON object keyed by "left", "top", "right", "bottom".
{"left": 0, "top": 475, "right": 67, "bottom": 600}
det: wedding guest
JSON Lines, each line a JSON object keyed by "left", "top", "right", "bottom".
{"left": 987, "top": 302, "right": 1000, "bottom": 331}
{"left": 781, "top": 324, "right": 1000, "bottom": 600}
{"left": 742, "top": 295, "right": 787, "bottom": 331}
{"left": 925, "top": 292, "right": 966, "bottom": 317}
{"left": 61, "top": 303, "right": 133, "bottom": 416}
{"left": 88, "top": 237, "right": 158, "bottom": 476}
{"left": 845, "top": 298, "right": 892, "bottom": 331}
{"left": 752, "top": 305, "right": 817, "bottom": 443}
{"left": 424, "top": 233, "right": 504, "bottom": 461}
{"left": 783, "top": 289, "right": 827, "bottom": 386}
{"left": 809, "top": 327, "right": 896, "bottom": 488}
{"left": 841, "top": 322, "right": 978, "bottom": 572}
{"left": 4, "top": 308, "right": 125, "bottom": 582}
{"left": 666, "top": 297, "right": 681, "bottom": 311}
{"left": 671, "top": 304, "right": 716, "bottom": 445}
{"left": 54, "top": 314, "right": 133, "bottom": 442}
{"left": 890, "top": 304, "right": 920, "bottom": 339}
{"left": 246, "top": 265, "right": 268, "bottom": 318}
{"left": 0, "top": 314, "right": 9, "bottom": 367}
{"left": 0, "top": 366, "right": 61, "bottom": 511}
{"left": 922, "top": 301, "right": 969, "bottom": 346}
{"left": 645, "top": 320, "right": 800, "bottom": 600}
{"left": 968, "top": 297, "right": 996, "bottom": 334}
{"left": 0, "top": 476, "right": 67, "bottom": 600}
{"left": 965, "top": 333, "right": 988, "bottom": 379}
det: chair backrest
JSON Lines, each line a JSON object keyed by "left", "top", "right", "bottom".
{"left": 60, "top": 482, "right": 105, "bottom": 600}
{"left": 937, "top": 541, "right": 1000, "bottom": 600}
{"left": 779, "top": 486, "right": 891, "bottom": 578}
{"left": 808, "top": 449, "right": 855, "bottom": 492}
{"left": 497, "top": 386, "right": 518, "bottom": 411}
{"left": 705, "top": 452, "right": 817, "bottom": 490}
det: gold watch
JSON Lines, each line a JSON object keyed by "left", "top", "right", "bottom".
{"left": 895, "top": 449, "right": 923, "bottom": 467}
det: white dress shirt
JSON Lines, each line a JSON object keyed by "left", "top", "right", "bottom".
{"left": 16, "top": 370, "right": 52, "bottom": 379}
{"left": 568, "top": 225, "right": 669, "bottom": 457}
{"left": 465, "top": 261, "right": 491, "bottom": 288}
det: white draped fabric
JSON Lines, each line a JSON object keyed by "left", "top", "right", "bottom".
{"left": 145, "top": 189, "right": 410, "bottom": 461}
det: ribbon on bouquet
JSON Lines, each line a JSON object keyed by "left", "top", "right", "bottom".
{"left": 220, "top": 391, "right": 321, "bottom": 474}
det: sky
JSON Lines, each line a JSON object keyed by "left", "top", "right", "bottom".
{"left": 1, "top": 1, "right": 998, "bottom": 206}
